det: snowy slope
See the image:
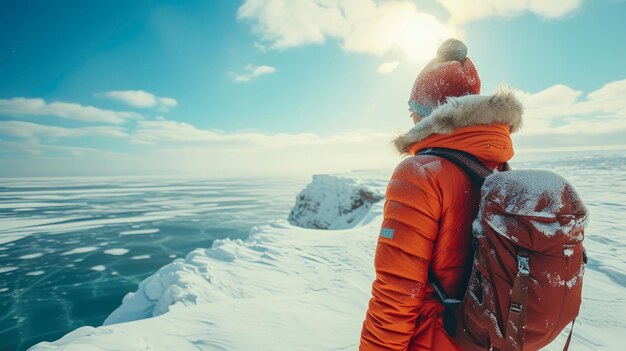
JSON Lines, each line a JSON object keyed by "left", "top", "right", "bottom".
{"left": 30, "top": 158, "right": 626, "bottom": 350}
{"left": 31, "top": 207, "right": 384, "bottom": 351}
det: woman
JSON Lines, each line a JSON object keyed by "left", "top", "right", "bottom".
{"left": 360, "top": 39, "right": 523, "bottom": 351}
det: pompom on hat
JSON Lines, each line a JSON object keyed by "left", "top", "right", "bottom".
{"left": 408, "top": 39, "right": 481, "bottom": 117}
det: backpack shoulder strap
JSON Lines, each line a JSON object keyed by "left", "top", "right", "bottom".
{"left": 416, "top": 147, "right": 495, "bottom": 337}
{"left": 417, "top": 147, "right": 493, "bottom": 186}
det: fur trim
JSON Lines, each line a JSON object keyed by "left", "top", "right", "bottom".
{"left": 394, "top": 87, "right": 523, "bottom": 154}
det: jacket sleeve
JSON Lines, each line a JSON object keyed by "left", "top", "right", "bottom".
{"left": 360, "top": 157, "right": 442, "bottom": 351}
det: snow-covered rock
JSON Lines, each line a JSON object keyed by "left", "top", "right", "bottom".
{"left": 288, "top": 175, "right": 383, "bottom": 230}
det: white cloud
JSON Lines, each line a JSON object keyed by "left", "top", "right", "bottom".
{"left": 238, "top": 0, "right": 344, "bottom": 48}
{"left": 158, "top": 97, "right": 178, "bottom": 109}
{"left": 232, "top": 64, "right": 278, "bottom": 82}
{"left": 2, "top": 118, "right": 399, "bottom": 178}
{"left": 339, "top": 2, "right": 453, "bottom": 62}
{"left": 437, "top": 0, "right": 583, "bottom": 24}
{"left": 0, "top": 121, "right": 128, "bottom": 139}
{"left": 0, "top": 98, "right": 140, "bottom": 124}
{"left": 238, "top": 0, "right": 454, "bottom": 63}
{"left": 0, "top": 139, "right": 123, "bottom": 158}
{"left": 4, "top": 78, "right": 624, "bottom": 177}
{"left": 515, "top": 78, "right": 626, "bottom": 135}
{"left": 99, "top": 90, "right": 156, "bottom": 108}
{"left": 130, "top": 120, "right": 225, "bottom": 144}
{"left": 254, "top": 42, "right": 268, "bottom": 52}
{"left": 377, "top": 61, "right": 399, "bottom": 74}
{"left": 130, "top": 118, "right": 384, "bottom": 147}
{"left": 98, "top": 90, "right": 178, "bottom": 110}
{"left": 238, "top": 0, "right": 582, "bottom": 62}
{"left": 142, "top": 134, "right": 397, "bottom": 178}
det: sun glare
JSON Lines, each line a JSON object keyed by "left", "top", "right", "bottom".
{"left": 399, "top": 13, "right": 456, "bottom": 63}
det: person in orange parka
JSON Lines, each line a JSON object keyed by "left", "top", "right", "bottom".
{"left": 360, "top": 39, "right": 523, "bottom": 351}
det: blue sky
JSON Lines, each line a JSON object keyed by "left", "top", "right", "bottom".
{"left": 1, "top": 0, "right": 625, "bottom": 177}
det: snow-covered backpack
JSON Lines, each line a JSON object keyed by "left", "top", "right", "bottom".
{"left": 419, "top": 148, "right": 588, "bottom": 351}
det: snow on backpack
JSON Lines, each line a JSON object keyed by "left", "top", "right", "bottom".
{"left": 419, "top": 148, "right": 588, "bottom": 351}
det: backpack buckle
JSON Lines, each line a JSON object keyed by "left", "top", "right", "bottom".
{"left": 510, "top": 302, "right": 522, "bottom": 314}
{"left": 517, "top": 254, "right": 530, "bottom": 276}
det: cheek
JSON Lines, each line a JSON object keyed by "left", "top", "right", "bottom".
{"left": 410, "top": 112, "right": 422, "bottom": 124}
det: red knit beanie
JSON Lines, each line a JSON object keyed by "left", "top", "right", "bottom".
{"left": 408, "top": 39, "right": 481, "bottom": 117}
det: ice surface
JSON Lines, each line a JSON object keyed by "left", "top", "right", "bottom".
{"left": 103, "top": 249, "right": 129, "bottom": 256}
{"left": 0, "top": 177, "right": 303, "bottom": 251}
{"left": 25, "top": 271, "right": 45, "bottom": 276}
{"left": 131, "top": 255, "right": 151, "bottom": 260}
{"left": 60, "top": 247, "right": 98, "bottom": 256}
{"left": 0, "top": 202, "right": 82, "bottom": 209}
{"left": 0, "top": 216, "right": 87, "bottom": 235}
{"left": 19, "top": 253, "right": 44, "bottom": 259}
{"left": 119, "top": 229, "right": 160, "bottom": 236}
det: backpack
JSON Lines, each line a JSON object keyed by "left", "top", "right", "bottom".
{"left": 418, "top": 148, "right": 588, "bottom": 351}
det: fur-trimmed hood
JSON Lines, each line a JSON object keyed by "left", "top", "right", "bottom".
{"left": 394, "top": 88, "right": 524, "bottom": 154}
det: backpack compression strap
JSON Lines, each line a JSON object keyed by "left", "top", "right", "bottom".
{"left": 504, "top": 251, "right": 576, "bottom": 351}
{"left": 503, "top": 249, "right": 531, "bottom": 351}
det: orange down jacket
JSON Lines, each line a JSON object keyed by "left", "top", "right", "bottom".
{"left": 360, "top": 90, "right": 523, "bottom": 351}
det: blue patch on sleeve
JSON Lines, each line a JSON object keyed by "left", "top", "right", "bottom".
{"left": 380, "top": 228, "right": 395, "bottom": 239}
